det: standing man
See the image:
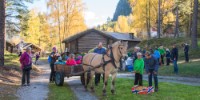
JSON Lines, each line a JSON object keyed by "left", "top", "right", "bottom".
{"left": 94, "top": 42, "right": 106, "bottom": 86}
{"left": 144, "top": 51, "right": 159, "bottom": 92}
{"left": 184, "top": 43, "right": 189, "bottom": 62}
{"left": 49, "top": 47, "right": 59, "bottom": 83}
{"left": 171, "top": 44, "right": 179, "bottom": 74}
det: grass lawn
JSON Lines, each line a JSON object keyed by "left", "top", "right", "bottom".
{"left": 158, "top": 61, "right": 200, "bottom": 77}
{"left": 48, "top": 83, "right": 77, "bottom": 100}
{"left": 4, "top": 51, "right": 20, "bottom": 66}
{"left": 0, "top": 52, "right": 20, "bottom": 99}
{"left": 94, "top": 78, "right": 200, "bottom": 100}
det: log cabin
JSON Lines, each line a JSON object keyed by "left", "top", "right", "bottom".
{"left": 62, "top": 29, "right": 141, "bottom": 53}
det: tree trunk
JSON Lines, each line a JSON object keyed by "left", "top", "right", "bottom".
{"left": 157, "top": 0, "right": 161, "bottom": 38}
{"left": 174, "top": 6, "right": 179, "bottom": 38}
{"left": 191, "top": 0, "right": 199, "bottom": 49}
{"left": 146, "top": 0, "right": 151, "bottom": 39}
{"left": 0, "top": 0, "right": 5, "bottom": 66}
{"left": 57, "top": 0, "right": 62, "bottom": 53}
{"left": 189, "top": 0, "right": 193, "bottom": 37}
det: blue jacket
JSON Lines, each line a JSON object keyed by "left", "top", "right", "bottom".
{"left": 94, "top": 47, "right": 106, "bottom": 54}
{"left": 166, "top": 51, "right": 171, "bottom": 58}
{"left": 144, "top": 56, "right": 159, "bottom": 72}
{"left": 153, "top": 50, "right": 161, "bottom": 59}
{"left": 54, "top": 60, "right": 66, "bottom": 65}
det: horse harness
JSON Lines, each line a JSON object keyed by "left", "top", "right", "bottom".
{"left": 83, "top": 45, "right": 124, "bottom": 71}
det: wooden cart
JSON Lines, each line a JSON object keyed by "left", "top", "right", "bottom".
{"left": 54, "top": 64, "right": 90, "bottom": 86}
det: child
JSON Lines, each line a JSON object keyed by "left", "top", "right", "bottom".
{"left": 165, "top": 48, "right": 171, "bottom": 66}
{"left": 35, "top": 52, "right": 40, "bottom": 65}
{"left": 76, "top": 55, "right": 82, "bottom": 64}
{"left": 54, "top": 56, "right": 65, "bottom": 65}
{"left": 133, "top": 52, "right": 144, "bottom": 86}
{"left": 66, "top": 54, "right": 77, "bottom": 74}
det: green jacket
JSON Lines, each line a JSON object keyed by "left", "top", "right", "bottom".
{"left": 134, "top": 58, "right": 144, "bottom": 74}
{"left": 158, "top": 48, "right": 165, "bottom": 55}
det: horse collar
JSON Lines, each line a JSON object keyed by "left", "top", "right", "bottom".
{"left": 109, "top": 46, "right": 118, "bottom": 69}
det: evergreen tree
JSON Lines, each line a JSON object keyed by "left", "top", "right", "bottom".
{"left": 112, "top": 0, "right": 132, "bottom": 21}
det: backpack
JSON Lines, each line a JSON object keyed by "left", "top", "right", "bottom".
{"left": 48, "top": 55, "right": 52, "bottom": 63}
{"left": 153, "top": 50, "right": 161, "bottom": 59}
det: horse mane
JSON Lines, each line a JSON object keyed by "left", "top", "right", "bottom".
{"left": 111, "top": 41, "right": 128, "bottom": 47}
{"left": 111, "top": 41, "right": 121, "bottom": 47}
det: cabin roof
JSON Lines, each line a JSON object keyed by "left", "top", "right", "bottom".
{"left": 105, "top": 32, "right": 141, "bottom": 41}
{"left": 62, "top": 28, "right": 141, "bottom": 43}
{"left": 16, "top": 42, "right": 42, "bottom": 50}
{"left": 6, "top": 40, "right": 15, "bottom": 46}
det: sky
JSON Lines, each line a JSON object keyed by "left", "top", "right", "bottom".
{"left": 27, "top": 0, "right": 119, "bottom": 28}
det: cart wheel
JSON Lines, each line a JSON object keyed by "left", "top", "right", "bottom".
{"left": 55, "top": 72, "right": 64, "bottom": 86}
{"left": 80, "top": 73, "right": 90, "bottom": 85}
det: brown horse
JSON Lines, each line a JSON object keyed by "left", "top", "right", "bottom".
{"left": 82, "top": 41, "right": 128, "bottom": 96}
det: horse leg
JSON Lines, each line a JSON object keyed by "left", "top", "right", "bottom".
{"left": 84, "top": 72, "right": 88, "bottom": 91}
{"left": 90, "top": 71, "right": 95, "bottom": 92}
{"left": 103, "top": 72, "right": 109, "bottom": 96}
{"left": 111, "top": 72, "right": 117, "bottom": 95}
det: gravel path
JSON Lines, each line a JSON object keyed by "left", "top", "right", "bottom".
{"left": 65, "top": 76, "right": 98, "bottom": 100}
{"left": 117, "top": 73, "right": 200, "bottom": 86}
{"left": 16, "top": 61, "right": 50, "bottom": 100}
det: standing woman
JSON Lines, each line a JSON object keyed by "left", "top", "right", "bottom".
{"left": 20, "top": 47, "right": 32, "bottom": 86}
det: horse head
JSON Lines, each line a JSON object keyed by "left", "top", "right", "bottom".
{"left": 111, "top": 41, "right": 128, "bottom": 60}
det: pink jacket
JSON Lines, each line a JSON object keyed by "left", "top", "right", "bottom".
{"left": 20, "top": 52, "right": 32, "bottom": 69}
{"left": 76, "top": 60, "right": 82, "bottom": 64}
{"left": 66, "top": 59, "right": 77, "bottom": 66}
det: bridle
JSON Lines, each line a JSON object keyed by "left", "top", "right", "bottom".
{"left": 102, "top": 44, "right": 125, "bottom": 69}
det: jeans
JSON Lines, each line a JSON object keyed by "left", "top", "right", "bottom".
{"left": 134, "top": 73, "right": 143, "bottom": 86}
{"left": 22, "top": 69, "right": 30, "bottom": 85}
{"left": 166, "top": 58, "right": 170, "bottom": 66}
{"left": 173, "top": 60, "right": 178, "bottom": 74}
{"left": 148, "top": 69, "right": 158, "bottom": 89}
{"left": 50, "top": 63, "right": 55, "bottom": 82}
{"left": 185, "top": 52, "right": 189, "bottom": 62}
{"left": 161, "top": 55, "right": 164, "bottom": 64}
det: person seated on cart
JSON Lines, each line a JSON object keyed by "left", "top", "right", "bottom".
{"left": 66, "top": 54, "right": 77, "bottom": 74}
{"left": 76, "top": 55, "right": 82, "bottom": 64}
{"left": 55, "top": 56, "right": 65, "bottom": 65}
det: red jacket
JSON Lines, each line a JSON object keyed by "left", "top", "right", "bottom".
{"left": 66, "top": 59, "right": 77, "bottom": 66}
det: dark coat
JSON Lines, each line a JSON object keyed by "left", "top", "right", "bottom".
{"left": 184, "top": 45, "right": 189, "bottom": 53}
{"left": 144, "top": 56, "right": 159, "bottom": 72}
{"left": 166, "top": 51, "right": 171, "bottom": 58}
{"left": 171, "top": 47, "right": 178, "bottom": 61}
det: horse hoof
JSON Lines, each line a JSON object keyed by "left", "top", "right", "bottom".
{"left": 111, "top": 90, "right": 115, "bottom": 95}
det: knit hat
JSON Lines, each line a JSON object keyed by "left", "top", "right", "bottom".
{"left": 77, "top": 55, "right": 82, "bottom": 60}
{"left": 52, "top": 47, "right": 56, "bottom": 51}
{"left": 58, "top": 56, "right": 62, "bottom": 61}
